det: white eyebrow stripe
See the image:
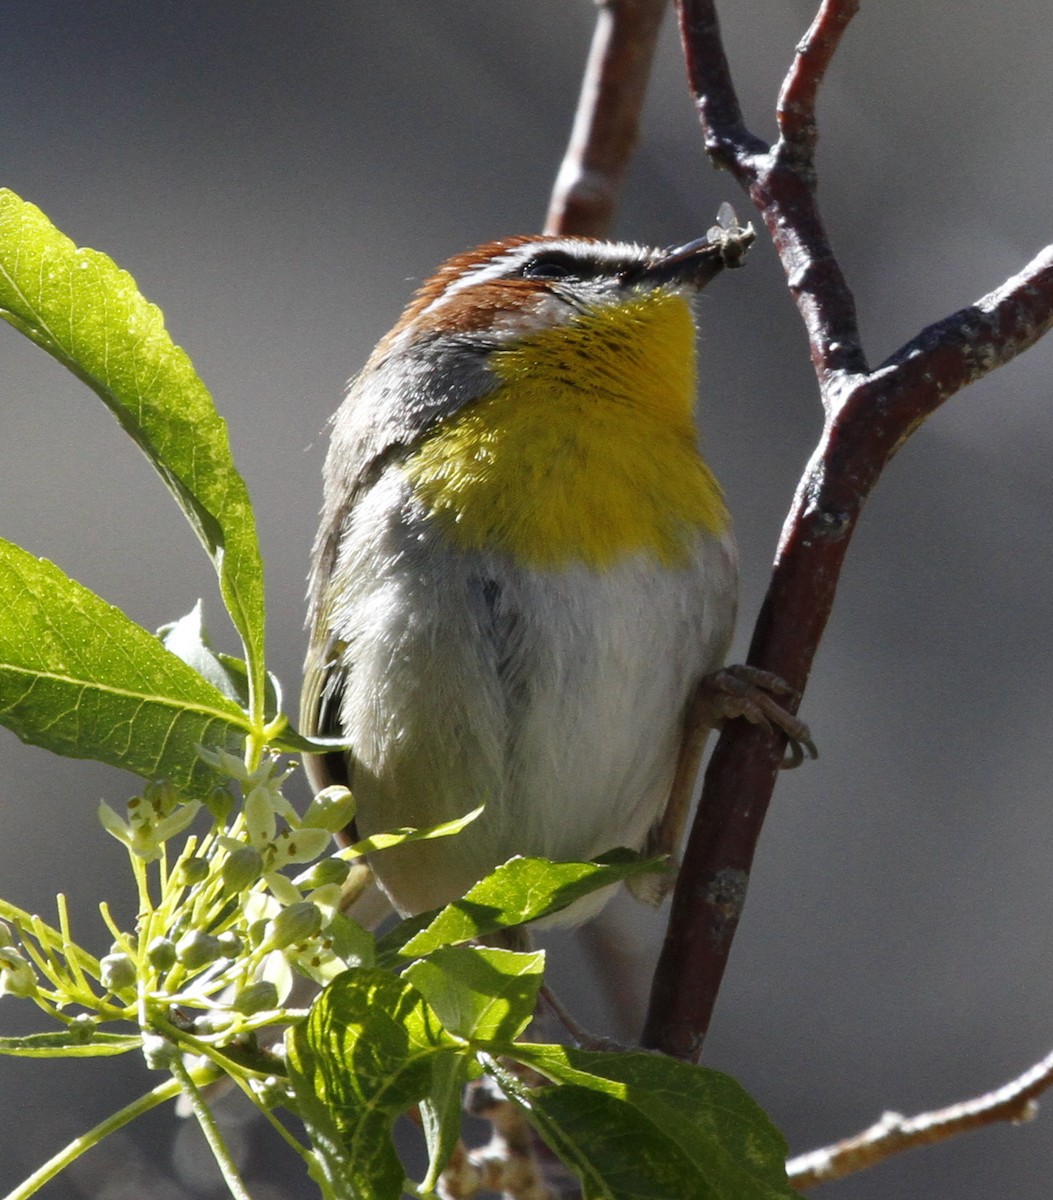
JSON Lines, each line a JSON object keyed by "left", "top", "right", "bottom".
{"left": 417, "top": 238, "right": 656, "bottom": 320}
{"left": 430, "top": 248, "right": 530, "bottom": 305}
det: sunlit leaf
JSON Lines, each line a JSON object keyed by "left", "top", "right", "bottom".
{"left": 405, "top": 944, "right": 544, "bottom": 1044}
{"left": 0, "top": 538, "right": 250, "bottom": 792}
{"left": 387, "top": 851, "right": 660, "bottom": 959}
{"left": 0, "top": 1031, "right": 141, "bottom": 1058}
{"left": 287, "top": 968, "right": 463, "bottom": 1200}
{"left": 0, "top": 189, "right": 265, "bottom": 704}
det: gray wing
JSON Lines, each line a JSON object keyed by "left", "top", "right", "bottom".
{"left": 299, "top": 372, "right": 408, "bottom": 803}
{"left": 299, "top": 341, "right": 499, "bottom": 797}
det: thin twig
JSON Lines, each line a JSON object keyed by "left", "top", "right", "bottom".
{"left": 642, "top": 0, "right": 862, "bottom": 1059}
{"left": 776, "top": 0, "right": 859, "bottom": 156}
{"left": 677, "top": 0, "right": 762, "bottom": 167}
{"left": 642, "top": 0, "right": 1053, "bottom": 1065}
{"left": 544, "top": 0, "right": 669, "bottom": 238}
{"left": 787, "top": 1047, "right": 1053, "bottom": 1189}
{"left": 685, "top": 0, "right": 867, "bottom": 389}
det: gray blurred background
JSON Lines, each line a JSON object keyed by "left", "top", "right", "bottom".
{"left": 2, "top": 3, "right": 1052, "bottom": 1197}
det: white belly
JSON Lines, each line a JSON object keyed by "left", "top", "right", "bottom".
{"left": 326, "top": 470, "right": 737, "bottom": 919}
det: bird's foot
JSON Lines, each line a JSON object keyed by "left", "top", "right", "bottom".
{"left": 699, "top": 664, "right": 817, "bottom": 767}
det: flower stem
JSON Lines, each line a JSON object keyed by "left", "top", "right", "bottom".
{"left": 4, "top": 1074, "right": 194, "bottom": 1200}
{"left": 171, "top": 1055, "right": 254, "bottom": 1200}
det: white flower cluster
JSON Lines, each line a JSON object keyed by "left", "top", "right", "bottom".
{"left": 2, "top": 749, "right": 372, "bottom": 1068}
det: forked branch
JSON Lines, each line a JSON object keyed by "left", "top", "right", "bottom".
{"left": 642, "top": 0, "right": 1053, "bottom": 1064}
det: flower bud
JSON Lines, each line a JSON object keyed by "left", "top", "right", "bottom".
{"left": 0, "top": 922, "right": 13, "bottom": 949}
{"left": 142, "top": 1032, "right": 178, "bottom": 1070}
{"left": 146, "top": 937, "right": 178, "bottom": 972}
{"left": 301, "top": 786, "right": 356, "bottom": 833}
{"left": 0, "top": 948, "right": 37, "bottom": 998}
{"left": 194, "top": 1010, "right": 234, "bottom": 1035}
{"left": 265, "top": 901, "right": 322, "bottom": 949}
{"left": 215, "top": 931, "right": 243, "bottom": 958}
{"left": 232, "top": 980, "right": 279, "bottom": 1015}
{"left": 203, "top": 786, "right": 235, "bottom": 824}
{"left": 222, "top": 845, "right": 263, "bottom": 893}
{"left": 292, "top": 857, "right": 351, "bottom": 890}
{"left": 178, "top": 856, "right": 210, "bottom": 885}
{"left": 69, "top": 1014, "right": 97, "bottom": 1044}
{"left": 100, "top": 952, "right": 137, "bottom": 993}
{"left": 249, "top": 1073, "right": 291, "bottom": 1110}
{"left": 175, "top": 931, "right": 225, "bottom": 971}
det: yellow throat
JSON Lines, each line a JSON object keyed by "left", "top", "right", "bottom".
{"left": 403, "top": 289, "right": 729, "bottom": 569}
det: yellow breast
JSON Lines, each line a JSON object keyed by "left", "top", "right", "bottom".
{"left": 402, "top": 290, "right": 729, "bottom": 569}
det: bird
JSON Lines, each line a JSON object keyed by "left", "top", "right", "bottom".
{"left": 300, "top": 221, "right": 811, "bottom": 930}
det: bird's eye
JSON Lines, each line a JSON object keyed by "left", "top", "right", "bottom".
{"left": 519, "top": 252, "right": 577, "bottom": 281}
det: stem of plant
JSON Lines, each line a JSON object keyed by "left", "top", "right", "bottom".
{"left": 171, "top": 1055, "right": 255, "bottom": 1200}
{"left": 3, "top": 1075, "right": 198, "bottom": 1200}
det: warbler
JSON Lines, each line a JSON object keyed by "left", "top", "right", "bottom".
{"left": 301, "top": 221, "right": 809, "bottom": 926}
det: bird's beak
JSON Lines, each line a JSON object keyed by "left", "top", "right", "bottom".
{"left": 637, "top": 209, "right": 756, "bottom": 290}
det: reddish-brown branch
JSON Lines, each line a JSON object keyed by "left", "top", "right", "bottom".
{"left": 754, "top": 164, "right": 868, "bottom": 383}
{"left": 677, "top": 0, "right": 762, "bottom": 167}
{"left": 545, "top": 0, "right": 669, "bottom": 238}
{"left": 776, "top": 0, "right": 859, "bottom": 155}
{"left": 786, "top": 1047, "right": 1053, "bottom": 1189}
{"left": 642, "top": 0, "right": 1053, "bottom": 1061}
{"left": 678, "top": 0, "right": 866, "bottom": 385}
{"left": 876, "top": 243, "right": 1053, "bottom": 406}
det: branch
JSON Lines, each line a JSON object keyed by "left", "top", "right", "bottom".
{"left": 776, "top": 0, "right": 858, "bottom": 156}
{"left": 642, "top": 0, "right": 1053, "bottom": 1061}
{"left": 676, "top": 0, "right": 762, "bottom": 168}
{"left": 545, "top": 0, "right": 669, "bottom": 238}
{"left": 876, "top": 242, "right": 1053, "bottom": 408}
{"left": 787, "top": 1047, "right": 1053, "bottom": 1190}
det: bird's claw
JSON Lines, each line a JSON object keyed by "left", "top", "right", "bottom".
{"left": 699, "top": 664, "right": 817, "bottom": 767}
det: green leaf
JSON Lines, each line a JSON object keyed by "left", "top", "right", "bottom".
{"left": 269, "top": 727, "right": 351, "bottom": 756}
{"left": 160, "top": 603, "right": 282, "bottom": 719}
{"left": 295, "top": 1084, "right": 359, "bottom": 1200}
{"left": 390, "top": 851, "right": 660, "bottom": 958}
{"left": 405, "top": 945, "right": 544, "bottom": 1044}
{"left": 159, "top": 602, "right": 243, "bottom": 703}
{"left": 0, "top": 189, "right": 266, "bottom": 711}
{"left": 341, "top": 806, "right": 484, "bottom": 861}
{"left": 419, "top": 1051, "right": 475, "bottom": 1195}
{"left": 0, "top": 538, "right": 251, "bottom": 793}
{"left": 293, "top": 1081, "right": 360, "bottom": 1200}
{"left": 0, "top": 1030, "right": 141, "bottom": 1058}
{"left": 287, "top": 968, "right": 464, "bottom": 1200}
{"left": 325, "top": 913, "right": 376, "bottom": 970}
{"left": 502, "top": 1046, "right": 796, "bottom": 1200}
